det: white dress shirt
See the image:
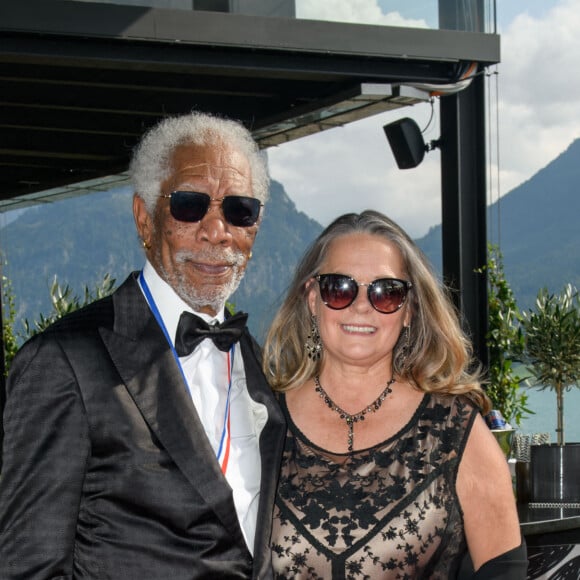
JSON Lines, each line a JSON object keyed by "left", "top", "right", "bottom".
{"left": 139, "top": 261, "right": 267, "bottom": 554}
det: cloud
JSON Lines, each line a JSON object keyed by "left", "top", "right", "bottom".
{"left": 495, "top": 0, "right": 580, "bottom": 196}
{"left": 296, "top": 0, "right": 427, "bottom": 27}
{"left": 268, "top": 0, "right": 438, "bottom": 237}
{"left": 268, "top": 0, "right": 580, "bottom": 239}
{"left": 268, "top": 108, "right": 441, "bottom": 237}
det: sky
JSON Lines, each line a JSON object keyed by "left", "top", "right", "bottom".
{"left": 266, "top": 0, "right": 580, "bottom": 238}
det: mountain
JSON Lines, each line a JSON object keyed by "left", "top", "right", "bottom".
{"left": 232, "top": 180, "right": 323, "bottom": 338}
{"left": 3, "top": 136, "right": 580, "bottom": 343}
{"left": 0, "top": 180, "right": 322, "bottom": 341}
{"left": 416, "top": 137, "right": 580, "bottom": 311}
{"left": 492, "top": 138, "right": 580, "bottom": 309}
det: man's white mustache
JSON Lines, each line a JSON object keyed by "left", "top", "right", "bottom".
{"left": 174, "top": 248, "right": 246, "bottom": 268}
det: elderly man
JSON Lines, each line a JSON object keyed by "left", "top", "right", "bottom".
{"left": 0, "top": 112, "right": 285, "bottom": 579}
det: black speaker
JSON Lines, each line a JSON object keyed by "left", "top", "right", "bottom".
{"left": 383, "top": 117, "right": 426, "bottom": 169}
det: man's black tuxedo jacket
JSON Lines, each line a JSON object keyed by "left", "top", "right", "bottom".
{"left": 0, "top": 273, "right": 286, "bottom": 579}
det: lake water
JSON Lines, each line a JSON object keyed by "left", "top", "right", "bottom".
{"left": 515, "top": 385, "right": 580, "bottom": 443}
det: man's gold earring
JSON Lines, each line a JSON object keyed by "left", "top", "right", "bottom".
{"left": 142, "top": 239, "right": 151, "bottom": 250}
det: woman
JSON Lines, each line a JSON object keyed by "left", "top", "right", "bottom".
{"left": 263, "top": 211, "right": 526, "bottom": 578}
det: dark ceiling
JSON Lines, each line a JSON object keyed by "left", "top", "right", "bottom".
{"left": 0, "top": 1, "right": 500, "bottom": 208}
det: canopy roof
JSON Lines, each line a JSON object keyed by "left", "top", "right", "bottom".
{"left": 0, "top": 0, "right": 499, "bottom": 208}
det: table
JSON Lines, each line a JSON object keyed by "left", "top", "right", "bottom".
{"left": 518, "top": 504, "right": 580, "bottom": 546}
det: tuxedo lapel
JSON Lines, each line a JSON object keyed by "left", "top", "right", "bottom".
{"left": 239, "top": 332, "right": 286, "bottom": 577}
{"left": 100, "top": 274, "right": 248, "bottom": 550}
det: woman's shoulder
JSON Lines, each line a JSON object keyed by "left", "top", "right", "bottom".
{"left": 426, "top": 391, "right": 480, "bottom": 418}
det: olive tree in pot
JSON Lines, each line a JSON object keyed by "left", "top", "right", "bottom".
{"left": 521, "top": 283, "right": 580, "bottom": 503}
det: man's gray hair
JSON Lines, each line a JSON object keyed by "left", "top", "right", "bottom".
{"left": 129, "top": 112, "right": 269, "bottom": 213}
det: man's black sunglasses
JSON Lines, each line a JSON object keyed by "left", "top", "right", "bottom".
{"left": 162, "top": 191, "right": 262, "bottom": 227}
{"left": 315, "top": 273, "right": 412, "bottom": 314}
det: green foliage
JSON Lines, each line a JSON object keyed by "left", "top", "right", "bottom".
{"left": 3, "top": 273, "right": 116, "bottom": 373}
{"left": 22, "top": 274, "right": 116, "bottom": 337}
{"left": 1, "top": 274, "right": 20, "bottom": 375}
{"left": 521, "top": 284, "right": 580, "bottom": 445}
{"left": 479, "top": 245, "right": 531, "bottom": 426}
{"left": 2, "top": 272, "right": 236, "bottom": 376}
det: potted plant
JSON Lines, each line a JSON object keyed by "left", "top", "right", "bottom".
{"left": 478, "top": 246, "right": 531, "bottom": 460}
{"left": 521, "top": 283, "right": 580, "bottom": 502}
{"left": 482, "top": 245, "right": 531, "bottom": 432}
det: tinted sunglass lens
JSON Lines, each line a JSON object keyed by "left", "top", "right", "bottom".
{"left": 170, "top": 191, "right": 209, "bottom": 222}
{"left": 369, "top": 280, "right": 408, "bottom": 313}
{"left": 168, "top": 192, "right": 260, "bottom": 226}
{"left": 319, "top": 275, "right": 357, "bottom": 309}
{"left": 222, "top": 196, "right": 261, "bottom": 227}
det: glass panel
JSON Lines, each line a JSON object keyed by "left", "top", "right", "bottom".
{"left": 296, "top": 0, "right": 436, "bottom": 29}
{"left": 69, "top": 0, "right": 296, "bottom": 17}
{"left": 297, "top": 0, "right": 496, "bottom": 33}
{"left": 66, "top": 0, "right": 497, "bottom": 33}
{"left": 71, "top": 0, "right": 194, "bottom": 7}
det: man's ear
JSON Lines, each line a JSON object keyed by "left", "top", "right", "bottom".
{"left": 133, "top": 194, "right": 152, "bottom": 245}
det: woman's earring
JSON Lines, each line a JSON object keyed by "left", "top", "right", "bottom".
{"left": 305, "top": 315, "right": 322, "bottom": 360}
{"left": 399, "top": 325, "right": 411, "bottom": 367}
{"left": 142, "top": 239, "right": 151, "bottom": 250}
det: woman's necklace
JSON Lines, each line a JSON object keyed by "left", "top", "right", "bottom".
{"left": 314, "top": 375, "right": 395, "bottom": 452}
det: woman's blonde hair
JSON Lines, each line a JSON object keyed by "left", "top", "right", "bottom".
{"left": 262, "top": 210, "right": 490, "bottom": 413}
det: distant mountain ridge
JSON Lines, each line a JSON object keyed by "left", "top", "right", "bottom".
{"left": 0, "top": 180, "right": 322, "bottom": 341}
{"left": 416, "top": 137, "right": 580, "bottom": 311}
{"left": 2, "top": 137, "right": 580, "bottom": 341}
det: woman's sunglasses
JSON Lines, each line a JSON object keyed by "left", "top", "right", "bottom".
{"left": 161, "top": 191, "right": 262, "bottom": 227}
{"left": 315, "top": 273, "right": 412, "bottom": 314}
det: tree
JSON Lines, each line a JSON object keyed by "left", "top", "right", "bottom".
{"left": 2, "top": 273, "right": 116, "bottom": 374}
{"left": 2, "top": 272, "right": 234, "bottom": 375}
{"left": 521, "top": 284, "right": 580, "bottom": 445}
{"left": 1, "top": 274, "right": 19, "bottom": 376}
{"left": 479, "top": 245, "right": 531, "bottom": 426}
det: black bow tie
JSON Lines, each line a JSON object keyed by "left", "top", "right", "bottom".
{"left": 174, "top": 311, "right": 248, "bottom": 356}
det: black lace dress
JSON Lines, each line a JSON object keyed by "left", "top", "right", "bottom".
{"left": 271, "top": 392, "right": 478, "bottom": 579}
